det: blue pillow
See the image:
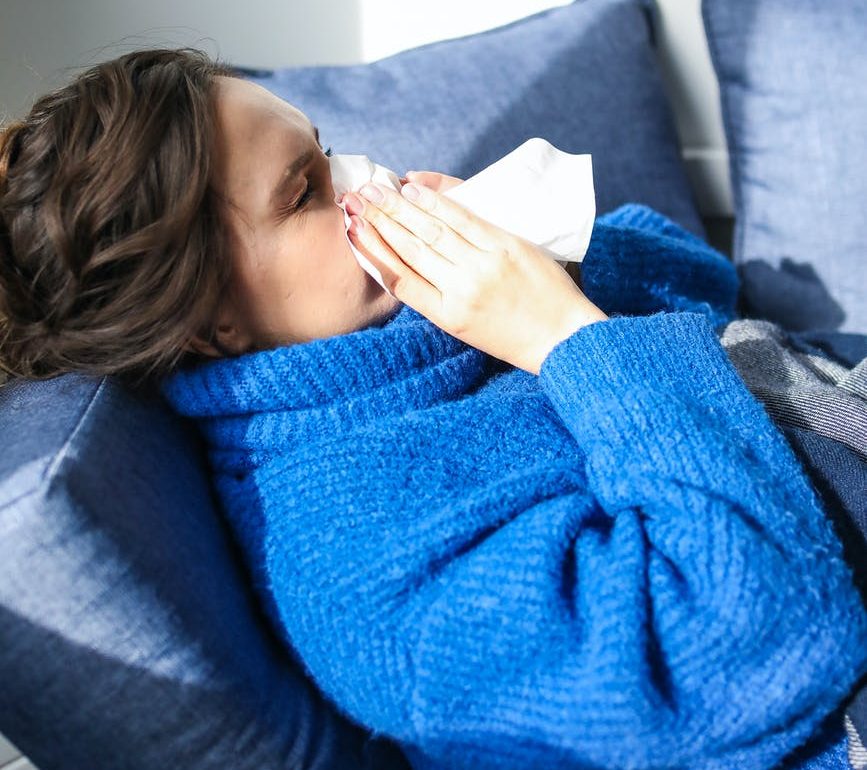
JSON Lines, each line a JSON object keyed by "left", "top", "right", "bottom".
{"left": 702, "top": 0, "right": 867, "bottom": 333}
{"left": 239, "top": 0, "right": 705, "bottom": 237}
{"left": 0, "top": 375, "right": 408, "bottom": 770}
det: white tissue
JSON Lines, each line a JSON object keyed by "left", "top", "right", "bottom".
{"left": 330, "top": 154, "right": 403, "bottom": 291}
{"left": 331, "top": 138, "right": 595, "bottom": 293}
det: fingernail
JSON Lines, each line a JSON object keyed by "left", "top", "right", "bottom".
{"left": 401, "top": 183, "right": 420, "bottom": 202}
{"left": 344, "top": 193, "right": 364, "bottom": 217}
{"left": 359, "top": 183, "right": 384, "bottom": 204}
{"left": 334, "top": 192, "right": 345, "bottom": 205}
{"left": 348, "top": 214, "right": 364, "bottom": 236}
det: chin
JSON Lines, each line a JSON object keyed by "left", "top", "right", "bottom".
{"left": 362, "top": 266, "right": 397, "bottom": 305}
{"left": 363, "top": 283, "right": 402, "bottom": 327}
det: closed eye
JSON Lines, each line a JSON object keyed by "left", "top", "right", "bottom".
{"left": 278, "top": 145, "right": 333, "bottom": 218}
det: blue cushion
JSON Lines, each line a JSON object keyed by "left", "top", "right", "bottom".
{"left": 239, "top": 0, "right": 705, "bottom": 237}
{"left": 702, "top": 0, "right": 867, "bottom": 333}
{"left": 0, "top": 375, "right": 408, "bottom": 769}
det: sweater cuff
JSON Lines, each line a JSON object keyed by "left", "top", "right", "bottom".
{"left": 537, "top": 313, "right": 765, "bottom": 503}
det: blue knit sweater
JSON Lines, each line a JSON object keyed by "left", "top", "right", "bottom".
{"left": 161, "top": 204, "right": 867, "bottom": 770}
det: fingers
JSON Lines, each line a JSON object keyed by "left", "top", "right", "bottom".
{"left": 346, "top": 212, "right": 444, "bottom": 314}
{"left": 400, "top": 182, "right": 499, "bottom": 252}
{"left": 351, "top": 203, "right": 454, "bottom": 289}
{"left": 355, "top": 183, "right": 474, "bottom": 267}
{"left": 355, "top": 180, "right": 499, "bottom": 256}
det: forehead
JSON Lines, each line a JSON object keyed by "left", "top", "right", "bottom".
{"left": 212, "top": 75, "right": 312, "bottom": 138}
{"left": 210, "top": 76, "right": 314, "bottom": 228}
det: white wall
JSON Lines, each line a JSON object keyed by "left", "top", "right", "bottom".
{"left": 652, "top": 0, "right": 732, "bottom": 215}
{"left": 0, "top": 0, "right": 363, "bottom": 121}
{"left": 0, "top": 0, "right": 581, "bottom": 119}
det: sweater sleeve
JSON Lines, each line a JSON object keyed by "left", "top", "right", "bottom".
{"left": 251, "top": 313, "right": 867, "bottom": 770}
{"left": 527, "top": 311, "right": 867, "bottom": 767}
{"left": 581, "top": 203, "right": 739, "bottom": 326}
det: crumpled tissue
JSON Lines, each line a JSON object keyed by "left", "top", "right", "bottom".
{"left": 330, "top": 137, "right": 595, "bottom": 293}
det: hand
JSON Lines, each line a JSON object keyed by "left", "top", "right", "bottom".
{"left": 401, "top": 172, "right": 584, "bottom": 293}
{"left": 342, "top": 179, "right": 608, "bottom": 375}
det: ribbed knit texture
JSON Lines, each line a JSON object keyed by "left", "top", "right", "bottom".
{"left": 161, "top": 204, "right": 867, "bottom": 770}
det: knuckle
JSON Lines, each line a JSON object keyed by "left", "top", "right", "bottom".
{"left": 422, "top": 222, "right": 446, "bottom": 250}
{"left": 374, "top": 194, "right": 397, "bottom": 216}
{"left": 402, "top": 236, "right": 423, "bottom": 260}
{"left": 360, "top": 201, "right": 383, "bottom": 222}
{"left": 423, "top": 191, "right": 442, "bottom": 215}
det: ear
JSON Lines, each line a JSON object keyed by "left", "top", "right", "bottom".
{"left": 184, "top": 306, "right": 255, "bottom": 359}
{"left": 184, "top": 326, "right": 249, "bottom": 358}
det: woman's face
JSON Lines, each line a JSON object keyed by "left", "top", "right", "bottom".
{"left": 194, "top": 75, "right": 401, "bottom": 357}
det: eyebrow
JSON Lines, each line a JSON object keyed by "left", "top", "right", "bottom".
{"left": 268, "top": 124, "right": 321, "bottom": 212}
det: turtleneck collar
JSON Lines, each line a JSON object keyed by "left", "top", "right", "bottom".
{"left": 160, "top": 303, "right": 491, "bottom": 424}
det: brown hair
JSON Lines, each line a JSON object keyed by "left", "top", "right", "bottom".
{"left": 0, "top": 47, "right": 239, "bottom": 388}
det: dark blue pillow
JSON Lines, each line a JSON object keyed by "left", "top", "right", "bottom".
{"left": 0, "top": 375, "right": 408, "bottom": 770}
{"left": 702, "top": 0, "right": 867, "bottom": 333}
{"left": 239, "top": 0, "right": 705, "bottom": 237}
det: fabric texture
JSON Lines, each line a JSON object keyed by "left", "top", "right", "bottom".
{"left": 848, "top": 700, "right": 867, "bottom": 770}
{"left": 236, "top": 0, "right": 705, "bottom": 237}
{"left": 777, "top": 708, "right": 856, "bottom": 770}
{"left": 720, "top": 318, "right": 867, "bottom": 461}
{"left": 772, "top": 326, "right": 867, "bottom": 770}
{"left": 702, "top": 0, "right": 867, "bottom": 333}
{"left": 781, "top": 427, "right": 867, "bottom": 770}
{"left": 161, "top": 203, "right": 867, "bottom": 770}
{"left": 718, "top": 319, "right": 867, "bottom": 766}
{"left": 0, "top": 376, "right": 409, "bottom": 770}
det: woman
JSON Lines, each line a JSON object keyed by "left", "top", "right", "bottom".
{"left": 1, "top": 48, "right": 866, "bottom": 770}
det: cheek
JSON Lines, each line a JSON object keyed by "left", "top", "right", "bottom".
{"left": 231, "top": 230, "right": 296, "bottom": 312}
{"left": 269, "top": 214, "right": 345, "bottom": 297}
{"left": 260, "top": 205, "right": 359, "bottom": 300}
